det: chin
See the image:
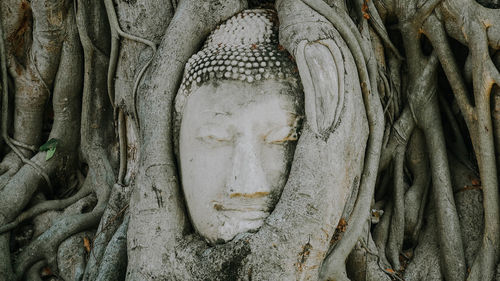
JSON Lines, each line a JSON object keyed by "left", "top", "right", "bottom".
{"left": 203, "top": 217, "right": 266, "bottom": 245}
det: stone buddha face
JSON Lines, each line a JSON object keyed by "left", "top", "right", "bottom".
{"left": 178, "top": 79, "right": 302, "bottom": 244}
{"left": 174, "top": 9, "right": 302, "bottom": 244}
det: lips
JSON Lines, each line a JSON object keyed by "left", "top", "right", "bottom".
{"left": 220, "top": 210, "right": 270, "bottom": 221}
{"left": 212, "top": 200, "right": 272, "bottom": 221}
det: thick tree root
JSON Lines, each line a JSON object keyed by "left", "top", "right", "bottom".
{"left": 0, "top": 154, "right": 23, "bottom": 191}
{"left": 0, "top": 182, "right": 92, "bottom": 234}
{"left": 419, "top": 7, "right": 500, "bottom": 279}
{"left": 465, "top": 21, "right": 500, "bottom": 281}
{"left": 405, "top": 154, "right": 483, "bottom": 281}
{"left": 0, "top": 9, "right": 49, "bottom": 192}
{"left": 0, "top": 0, "right": 74, "bottom": 193}
{"left": 103, "top": 0, "right": 157, "bottom": 130}
{"left": 346, "top": 222, "right": 393, "bottom": 281}
{"left": 83, "top": 183, "right": 130, "bottom": 281}
{"left": 379, "top": 107, "right": 416, "bottom": 172}
{"left": 13, "top": 169, "right": 110, "bottom": 279}
{"left": 404, "top": 130, "right": 430, "bottom": 243}
{"left": 26, "top": 261, "right": 45, "bottom": 281}
{"left": 386, "top": 148, "right": 405, "bottom": 270}
{"left": 0, "top": 154, "right": 60, "bottom": 279}
{"left": 393, "top": 1, "right": 468, "bottom": 274}
{"left": 94, "top": 215, "right": 129, "bottom": 281}
{"left": 57, "top": 230, "right": 92, "bottom": 281}
{"left": 0, "top": 232, "right": 13, "bottom": 281}
{"left": 294, "top": 2, "right": 384, "bottom": 280}
{"left": 403, "top": 210, "right": 442, "bottom": 281}
{"left": 416, "top": 57, "right": 467, "bottom": 281}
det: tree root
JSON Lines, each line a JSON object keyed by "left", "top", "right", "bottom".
{"left": 346, "top": 222, "right": 393, "bottom": 281}
{"left": 423, "top": 14, "right": 476, "bottom": 142}
{"left": 0, "top": 154, "right": 60, "bottom": 277}
{"left": 379, "top": 107, "right": 416, "bottom": 172}
{"left": 83, "top": 183, "right": 130, "bottom": 281}
{"left": 422, "top": 7, "right": 500, "bottom": 280}
{"left": 0, "top": 0, "right": 74, "bottom": 193}
{"left": 57, "top": 231, "right": 91, "bottom": 281}
{"left": 13, "top": 169, "right": 110, "bottom": 279}
{"left": 413, "top": 54, "right": 467, "bottom": 281}
{"left": 0, "top": 13, "right": 51, "bottom": 192}
{"left": 0, "top": 5, "right": 83, "bottom": 279}
{"left": 103, "top": 0, "right": 157, "bottom": 130}
{"left": 26, "top": 261, "right": 46, "bottom": 281}
{"left": 117, "top": 111, "right": 127, "bottom": 185}
{"left": 373, "top": 199, "right": 392, "bottom": 267}
{"left": 0, "top": 182, "right": 91, "bottom": 234}
{"left": 0, "top": 153, "right": 23, "bottom": 177}
{"left": 365, "top": 0, "right": 402, "bottom": 61}
{"left": 386, "top": 147, "right": 405, "bottom": 270}
{"left": 391, "top": 1, "right": 469, "bottom": 274}
{"left": 450, "top": 155, "right": 483, "bottom": 268}
{"left": 0, "top": 154, "right": 24, "bottom": 191}
{"left": 94, "top": 215, "right": 129, "bottom": 281}
{"left": 0, "top": 232, "right": 14, "bottom": 281}
{"left": 1, "top": 2, "right": 113, "bottom": 278}
{"left": 404, "top": 130, "right": 430, "bottom": 244}
{"left": 405, "top": 151, "right": 483, "bottom": 281}
{"left": 438, "top": 94, "right": 473, "bottom": 172}
{"left": 374, "top": 0, "right": 500, "bottom": 279}
{"left": 14, "top": 195, "right": 106, "bottom": 279}
{"left": 464, "top": 20, "right": 500, "bottom": 281}
{"left": 294, "top": 1, "right": 384, "bottom": 280}
{"left": 403, "top": 209, "right": 442, "bottom": 281}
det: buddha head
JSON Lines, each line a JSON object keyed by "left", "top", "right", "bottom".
{"left": 174, "top": 9, "right": 303, "bottom": 244}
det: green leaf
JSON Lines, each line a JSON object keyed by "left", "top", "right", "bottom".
{"left": 40, "top": 138, "right": 59, "bottom": 151}
{"left": 46, "top": 147, "right": 56, "bottom": 161}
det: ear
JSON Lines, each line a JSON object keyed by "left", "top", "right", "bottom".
{"left": 295, "top": 39, "right": 345, "bottom": 137}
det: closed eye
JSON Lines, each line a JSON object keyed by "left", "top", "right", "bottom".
{"left": 264, "top": 126, "right": 299, "bottom": 144}
{"left": 197, "top": 127, "right": 233, "bottom": 144}
{"left": 198, "top": 134, "right": 233, "bottom": 143}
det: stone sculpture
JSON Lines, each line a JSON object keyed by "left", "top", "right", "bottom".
{"left": 174, "top": 9, "right": 304, "bottom": 244}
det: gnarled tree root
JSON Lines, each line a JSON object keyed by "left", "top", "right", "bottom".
{"left": 0, "top": 182, "right": 92, "bottom": 234}
{"left": 13, "top": 169, "right": 110, "bottom": 280}
{"left": 83, "top": 183, "right": 131, "bottom": 281}
{"left": 94, "top": 215, "right": 129, "bottom": 281}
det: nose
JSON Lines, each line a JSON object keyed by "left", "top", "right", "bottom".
{"left": 227, "top": 138, "right": 270, "bottom": 198}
